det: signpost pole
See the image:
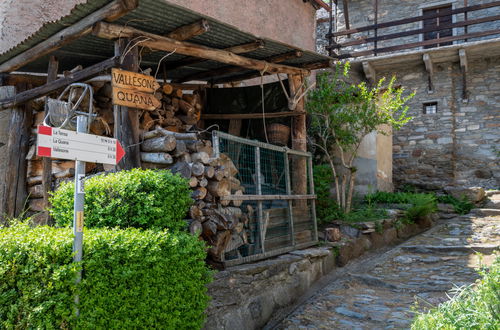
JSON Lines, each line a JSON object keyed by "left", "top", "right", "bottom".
{"left": 72, "top": 115, "right": 87, "bottom": 316}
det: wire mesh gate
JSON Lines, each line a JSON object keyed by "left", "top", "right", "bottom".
{"left": 212, "top": 131, "right": 318, "bottom": 266}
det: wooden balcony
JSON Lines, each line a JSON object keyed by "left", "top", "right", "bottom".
{"left": 327, "top": 1, "right": 500, "bottom": 59}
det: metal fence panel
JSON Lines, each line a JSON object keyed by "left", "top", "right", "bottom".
{"left": 212, "top": 131, "right": 317, "bottom": 266}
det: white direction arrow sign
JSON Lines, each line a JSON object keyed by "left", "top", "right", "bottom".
{"left": 37, "top": 125, "right": 125, "bottom": 165}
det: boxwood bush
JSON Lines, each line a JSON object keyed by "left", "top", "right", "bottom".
{"left": 0, "top": 222, "right": 211, "bottom": 329}
{"left": 50, "top": 169, "right": 192, "bottom": 231}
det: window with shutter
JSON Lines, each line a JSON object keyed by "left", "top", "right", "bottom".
{"left": 423, "top": 5, "right": 453, "bottom": 49}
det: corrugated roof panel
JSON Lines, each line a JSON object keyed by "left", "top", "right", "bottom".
{"left": 1, "top": 0, "right": 332, "bottom": 82}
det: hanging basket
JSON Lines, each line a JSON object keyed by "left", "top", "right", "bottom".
{"left": 266, "top": 123, "right": 290, "bottom": 146}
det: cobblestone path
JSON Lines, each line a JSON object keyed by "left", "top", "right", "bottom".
{"left": 277, "top": 208, "right": 500, "bottom": 329}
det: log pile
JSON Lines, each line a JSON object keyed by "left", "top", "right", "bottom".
{"left": 140, "top": 126, "right": 253, "bottom": 262}
{"left": 24, "top": 79, "right": 253, "bottom": 263}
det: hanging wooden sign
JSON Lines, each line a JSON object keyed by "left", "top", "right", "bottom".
{"left": 112, "top": 86, "right": 161, "bottom": 111}
{"left": 111, "top": 68, "right": 160, "bottom": 93}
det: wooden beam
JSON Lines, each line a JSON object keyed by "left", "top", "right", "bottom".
{"left": 93, "top": 22, "right": 308, "bottom": 75}
{"left": 41, "top": 56, "right": 59, "bottom": 225}
{"left": 0, "top": 0, "right": 137, "bottom": 73}
{"left": 0, "top": 57, "right": 119, "bottom": 110}
{"left": 459, "top": 49, "right": 468, "bottom": 72}
{"left": 166, "top": 40, "right": 265, "bottom": 72}
{"left": 175, "top": 50, "right": 303, "bottom": 83}
{"left": 0, "top": 84, "right": 32, "bottom": 223}
{"left": 202, "top": 111, "right": 304, "bottom": 120}
{"left": 342, "top": 0, "right": 351, "bottom": 32}
{"left": 114, "top": 39, "right": 141, "bottom": 170}
{"left": 212, "top": 60, "right": 333, "bottom": 84}
{"left": 423, "top": 53, "right": 434, "bottom": 93}
{"left": 166, "top": 19, "right": 210, "bottom": 40}
{"left": 362, "top": 61, "right": 376, "bottom": 84}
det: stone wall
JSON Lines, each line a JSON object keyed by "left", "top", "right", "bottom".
{"left": 316, "top": 0, "right": 500, "bottom": 57}
{"left": 384, "top": 57, "right": 500, "bottom": 190}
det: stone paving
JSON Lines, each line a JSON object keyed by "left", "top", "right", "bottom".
{"left": 277, "top": 207, "right": 500, "bottom": 329}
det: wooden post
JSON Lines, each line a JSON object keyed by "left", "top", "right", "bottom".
{"left": 0, "top": 83, "right": 32, "bottom": 223}
{"left": 41, "top": 56, "right": 58, "bottom": 225}
{"left": 288, "top": 74, "right": 308, "bottom": 205}
{"left": 114, "top": 39, "right": 141, "bottom": 170}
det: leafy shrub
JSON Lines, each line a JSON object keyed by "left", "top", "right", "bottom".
{"left": 0, "top": 222, "right": 211, "bottom": 329}
{"left": 50, "top": 169, "right": 192, "bottom": 231}
{"left": 412, "top": 255, "right": 500, "bottom": 329}
{"left": 313, "top": 164, "right": 342, "bottom": 223}
{"left": 437, "top": 195, "right": 474, "bottom": 215}
{"left": 403, "top": 194, "right": 437, "bottom": 223}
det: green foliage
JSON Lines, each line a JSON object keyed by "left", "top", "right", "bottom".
{"left": 313, "top": 164, "right": 342, "bottom": 223}
{"left": 0, "top": 222, "right": 211, "bottom": 329}
{"left": 437, "top": 195, "right": 474, "bottom": 215}
{"left": 306, "top": 62, "right": 414, "bottom": 213}
{"left": 365, "top": 191, "right": 437, "bottom": 223}
{"left": 412, "top": 255, "right": 500, "bottom": 329}
{"left": 341, "top": 207, "right": 388, "bottom": 223}
{"left": 403, "top": 194, "right": 437, "bottom": 223}
{"left": 50, "top": 169, "right": 192, "bottom": 231}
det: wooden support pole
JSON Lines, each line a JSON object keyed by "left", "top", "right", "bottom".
{"left": 114, "top": 39, "right": 141, "bottom": 170}
{"left": 0, "top": 57, "right": 119, "bottom": 110}
{"left": 41, "top": 56, "right": 59, "bottom": 225}
{"left": 93, "top": 23, "right": 309, "bottom": 76}
{"left": 288, "top": 74, "right": 308, "bottom": 201}
{"left": 423, "top": 53, "right": 434, "bottom": 92}
{"left": 0, "top": 0, "right": 137, "bottom": 73}
{"left": 165, "top": 40, "right": 265, "bottom": 72}
{"left": 0, "top": 84, "right": 32, "bottom": 223}
{"left": 459, "top": 49, "right": 469, "bottom": 100}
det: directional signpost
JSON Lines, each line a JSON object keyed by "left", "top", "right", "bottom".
{"left": 36, "top": 125, "right": 125, "bottom": 165}
{"left": 37, "top": 118, "right": 125, "bottom": 316}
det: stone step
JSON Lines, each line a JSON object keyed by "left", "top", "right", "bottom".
{"left": 470, "top": 208, "right": 500, "bottom": 216}
{"left": 401, "top": 244, "right": 499, "bottom": 254}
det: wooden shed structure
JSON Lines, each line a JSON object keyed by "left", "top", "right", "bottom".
{"left": 0, "top": 0, "right": 332, "bottom": 266}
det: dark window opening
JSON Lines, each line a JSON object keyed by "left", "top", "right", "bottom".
{"left": 423, "top": 5, "right": 453, "bottom": 49}
{"left": 423, "top": 102, "right": 438, "bottom": 114}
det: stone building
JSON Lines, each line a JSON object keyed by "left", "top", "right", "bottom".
{"left": 317, "top": 0, "right": 500, "bottom": 190}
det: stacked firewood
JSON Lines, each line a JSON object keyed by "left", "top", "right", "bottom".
{"left": 140, "top": 125, "right": 252, "bottom": 262}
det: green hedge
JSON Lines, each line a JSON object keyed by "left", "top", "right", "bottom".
{"left": 0, "top": 222, "right": 211, "bottom": 329}
{"left": 50, "top": 169, "right": 192, "bottom": 231}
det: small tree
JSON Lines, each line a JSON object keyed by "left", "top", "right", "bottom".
{"left": 307, "top": 63, "right": 414, "bottom": 213}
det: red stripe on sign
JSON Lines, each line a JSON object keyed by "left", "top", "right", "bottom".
{"left": 38, "top": 125, "right": 52, "bottom": 136}
{"left": 37, "top": 146, "right": 52, "bottom": 157}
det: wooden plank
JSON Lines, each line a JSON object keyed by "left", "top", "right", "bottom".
{"left": 333, "top": 14, "right": 500, "bottom": 49}
{"left": 114, "top": 39, "right": 141, "bottom": 170}
{"left": 331, "top": 1, "right": 500, "bottom": 37}
{"left": 166, "top": 40, "right": 265, "bottom": 71}
{"left": 342, "top": 0, "right": 351, "bottom": 32}
{"left": 0, "top": 84, "right": 32, "bottom": 222}
{"left": 111, "top": 68, "right": 160, "bottom": 93}
{"left": 112, "top": 86, "right": 161, "bottom": 110}
{"left": 0, "top": 57, "right": 120, "bottom": 110}
{"left": 219, "top": 194, "right": 316, "bottom": 201}
{"left": 174, "top": 50, "right": 303, "bottom": 83}
{"left": 0, "top": 0, "right": 137, "bottom": 73}
{"left": 93, "top": 23, "right": 309, "bottom": 76}
{"left": 337, "top": 28, "right": 500, "bottom": 59}
{"left": 202, "top": 111, "right": 303, "bottom": 120}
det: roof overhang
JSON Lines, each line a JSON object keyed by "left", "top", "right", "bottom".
{"left": 0, "top": 0, "right": 332, "bottom": 83}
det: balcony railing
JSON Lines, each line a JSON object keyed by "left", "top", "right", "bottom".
{"left": 327, "top": 1, "right": 500, "bottom": 59}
